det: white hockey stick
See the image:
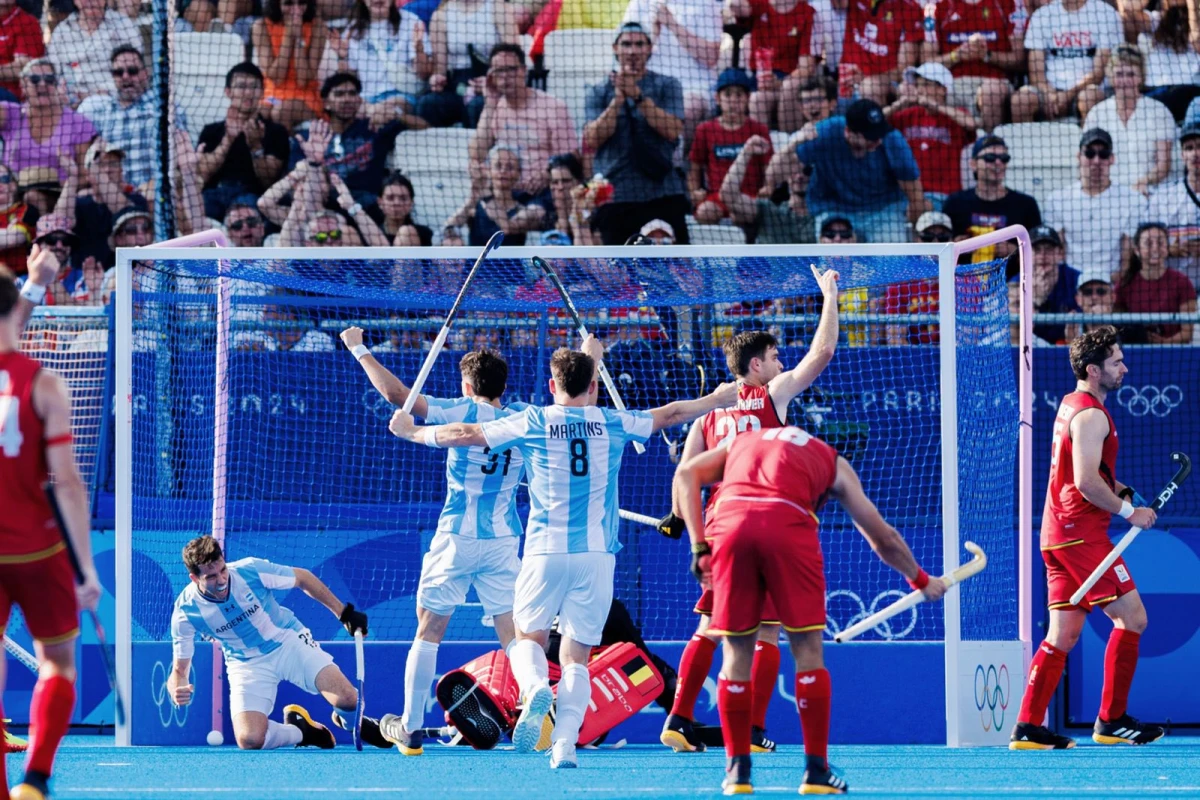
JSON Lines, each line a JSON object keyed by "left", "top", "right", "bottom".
{"left": 4, "top": 636, "right": 38, "bottom": 675}
{"left": 618, "top": 509, "right": 659, "bottom": 527}
{"left": 833, "top": 542, "right": 988, "bottom": 643}
{"left": 352, "top": 631, "right": 365, "bottom": 751}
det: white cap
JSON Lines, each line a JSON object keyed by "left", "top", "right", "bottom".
{"left": 916, "top": 210, "right": 953, "bottom": 233}
{"left": 640, "top": 219, "right": 675, "bottom": 240}
{"left": 1077, "top": 268, "right": 1112, "bottom": 287}
{"left": 904, "top": 62, "right": 954, "bottom": 92}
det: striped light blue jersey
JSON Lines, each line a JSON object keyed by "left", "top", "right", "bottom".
{"left": 424, "top": 397, "right": 527, "bottom": 539}
{"left": 170, "top": 558, "right": 306, "bottom": 663}
{"left": 480, "top": 405, "right": 654, "bottom": 556}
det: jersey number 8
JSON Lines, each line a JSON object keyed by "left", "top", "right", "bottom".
{"left": 569, "top": 438, "right": 589, "bottom": 477}
{"left": 0, "top": 371, "right": 24, "bottom": 458}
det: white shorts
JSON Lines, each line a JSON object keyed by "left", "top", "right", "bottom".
{"left": 513, "top": 552, "right": 615, "bottom": 647}
{"left": 226, "top": 628, "right": 335, "bottom": 717}
{"left": 416, "top": 531, "right": 521, "bottom": 617}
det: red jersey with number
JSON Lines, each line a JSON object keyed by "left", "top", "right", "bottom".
{"left": 1042, "top": 391, "right": 1118, "bottom": 550}
{"left": 0, "top": 352, "right": 61, "bottom": 558}
{"left": 747, "top": 0, "right": 816, "bottom": 72}
{"left": 713, "top": 427, "right": 839, "bottom": 532}
{"left": 842, "top": 0, "right": 924, "bottom": 76}
{"left": 699, "top": 382, "right": 785, "bottom": 514}
{"left": 933, "top": 0, "right": 1016, "bottom": 80}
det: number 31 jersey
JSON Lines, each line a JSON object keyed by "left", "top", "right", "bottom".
{"left": 700, "top": 382, "right": 785, "bottom": 513}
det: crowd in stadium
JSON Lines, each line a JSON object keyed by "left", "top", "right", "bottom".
{"left": 0, "top": 0, "right": 1196, "bottom": 344}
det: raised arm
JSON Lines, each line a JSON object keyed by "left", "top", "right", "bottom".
{"left": 650, "top": 381, "right": 738, "bottom": 432}
{"left": 767, "top": 265, "right": 839, "bottom": 415}
{"left": 339, "top": 326, "right": 429, "bottom": 416}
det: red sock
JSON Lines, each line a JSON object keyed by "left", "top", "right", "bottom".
{"left": 750, "top": 641, "right": 780, "bottom": 730}
{"left": 718, "top": 677, "right": 753, "bottom": 758}
{"left": 795, "top": 669, "right": 831, "bottom": 766}
{"left": 1017, "top": 641, "right": 1067, "bottom": 725}
{"left": 1100, "top": 629, "right": 1140, "bottom": 721}
{"left": 27, "top": 674, "right": 75, "bottom": 777}
{"left": 671, "top": 635, "right": 716, "bottom": 721}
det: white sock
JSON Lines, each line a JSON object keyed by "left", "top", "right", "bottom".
{"left": 551, "top": 663, "right": 590, "bottom": 746}
{"left": 401, "top": 638, "right": 440, "bottom": 732}
{"left": 264, "top": 719, "right": 304, "bottom": 749}
{"left": 504, "top": 638, "right": 517, "bottom": 660}
{"left": 509, "top": 639, "right": 549, "bottom": 698}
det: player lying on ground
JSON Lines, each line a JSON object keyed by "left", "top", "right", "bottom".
{"left": 1011, "top": 326, "right": 1163, "bottom": 750}
{"left": 167, "top": 536, "right": 387, "bottom": 750}
{"left": 341, "top": 328, "right": 528, "bottom": 756}
{"left": 1, "top": 263, "right": 104, "bottom": 800}
{"left": 675, "top": 427, "right": 946, "bottom": 795}
{"left": 390, "top": 334, "right": 737, "bottom": 769}
{"left": 661, "top": 265, "right": 840, "bottom": 755}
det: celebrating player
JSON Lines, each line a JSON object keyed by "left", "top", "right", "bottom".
{"left": 389, "top": 335, "right": 737, "bottom": 769}
{"left": 11, "top": 246, "right": 59, "bottom": 338}
{"left": 0, "top": 266, "right": 103, "bottom": 800}
{"left": 340, "top": 327, "right": 527, "bottom": 756}
{"left": 675, "top": 426, "right": 945, "bottom": 795}
{"left": 1010, "top": 326, "right": 1162, "bottom": 750}
{"left": 661, "top": 265, "right": 840, "bottom": 754}
{"left": 166, "top": 536, "right": 386, "bottom": 751}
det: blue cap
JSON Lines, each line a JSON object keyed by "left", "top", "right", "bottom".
{"left": 716, "top": 68, "right": 755, "bottom": 94}
{"left": 539, "top": 229, "right": 572, "bottom": 247}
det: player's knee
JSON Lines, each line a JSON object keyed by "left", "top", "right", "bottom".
{"left": 236, "top": 731, "right": 266, "bottom": 750}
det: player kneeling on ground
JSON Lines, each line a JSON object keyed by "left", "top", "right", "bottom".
{"left": 167, "top": 536, "right": 389, "bottom": 750}
{"left": 675, "top": 427, "right": 946, "bottom": 795}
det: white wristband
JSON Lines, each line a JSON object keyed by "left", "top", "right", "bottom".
{"left": 423, "top": 427, "right": 443, "bottom": 448}
{"left": 19, "top": 281, "right": 47, "bottom": 305}
{"left": 1119, "top": 501, "right": 1135, "bottom": 520}
{"left": 350, "top": 344, "right": 370, "bottom": 361}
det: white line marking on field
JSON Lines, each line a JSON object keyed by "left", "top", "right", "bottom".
{"left": 94, "top": 763, "right": 132, "bottom": 767}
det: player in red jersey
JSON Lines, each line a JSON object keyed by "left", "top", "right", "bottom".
{"left": 660, "top": 265, "right": 839, "bottom": 754}
{"left": 676, "top": 426, "right": 945, "bottom": 795}
{"left": 1010, "top": 326, "right": 1163, "bottom": 751}
{"left": 0, "top": 263, "right": 102, "bottom": 800}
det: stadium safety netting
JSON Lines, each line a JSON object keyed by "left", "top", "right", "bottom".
{"left": 124, "top": 250, "right": 1017, "bottom": 647}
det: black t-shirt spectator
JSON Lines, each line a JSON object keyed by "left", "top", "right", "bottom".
{"left": 198, "top": 115, "right": 290, "bottom": 194}
{"left": 74, "top": 190, "right": 148, "bottom": 268}
{"left": 943, "top": 188, "right": 1041, "bottom": 277}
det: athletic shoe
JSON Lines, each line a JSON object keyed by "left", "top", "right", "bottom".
{"left": 800, "top": 763, "right": 849, "bottom": 795}
{"left": 9, "top": 771, "right": 49, "bottom": 800}
{"left": 4, "top": 723, "right": 28, "bottom": 753}
{"left": 1092, "top": 713, "right": 1165, "bottom": 746}
{"left": 750, "top": 726, "right": 777, "bottom": 753}
{"left": 1008, "top": 722, "right": 1076, "bottom": 750}
{"left": 660, "top": 713, "right": 707, "bottom": 753}
{"left": 283, "top": 704, "right": 336, "bottom": 749}
{"left": 378, "top": 714, "right": 424, "bottom": 755}
{"left": 512, "top": 682, "right": 554, "bottom": 753}
{"left": 331, "top": 710, "right": 393, "bottom": 750}
{"left": 549, "top": 739, "right": 578, "bottom": 769}
{"left": 722, "top": 754, "right": 753, "bottom": 795}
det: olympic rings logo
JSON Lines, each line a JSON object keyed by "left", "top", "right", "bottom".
{"left": 824, "top": 590, "right": 918, "bottom": 640}
{"left": 1115, "top": 385, "right": 1183, "bottom": 418}
{"left": 151, "top": 660, "right": 194, "bottom": 728}
{"left": 974, "top": 663, "right": 1009, "bottom": 731}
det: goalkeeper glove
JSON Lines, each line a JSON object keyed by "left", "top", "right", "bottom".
{"left": 690, "top": 541, "right": 712, "bottom": 585}
{"left": 657, "top": 512, "right": 685, "bottom": 540}
{"left": 1119, "top": 486, "right": 1148, "bottom": 508}
{"left": 339, "top": 603, "right": 368, "bottom": 637}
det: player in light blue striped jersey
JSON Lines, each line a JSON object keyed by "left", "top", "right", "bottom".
{"left": 341, "top": 327, "right": 527, "bottom": 756}
{"left": 167, "top": 536, "right": 384, "bottom": 750}
{"left": 389, "top": 335, "right": 737, "bottom": 768}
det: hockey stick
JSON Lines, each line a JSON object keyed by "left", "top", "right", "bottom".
{"left": 531, "top": 255, "right": 645, "bottom": 455}
{"left": 4, "top": 636, "right": 38, "bottom": 675}
{"left": 833, "top": 542, "right": 988, "bottom": 643}
{"left": 352, "top": 631, "right": 365, "bottom": 751}
{"left": 401, "top": 230, "right": 504, "bottom": 414}
{"left": 1069, "top": 451, "right": 1191, "bottom": 607}
{"left": 618, "top": 509, "right": 659, "bottom": 528}
{"left": 43, "top": 481, "right": 126, "bottom": 725}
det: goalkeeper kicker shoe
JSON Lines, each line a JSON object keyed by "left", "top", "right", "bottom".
{"left": 284, "top": 704, "right": 336, "bottom": 749}
{"left": 549, "top": 739, "right": 578, "bottom": 769}
{"left": 800, "top": 762, "right": 849, "bottom": 795}
{"left": 1008, "top": 722, "right": 1076, "bottom": 750}
{"left": 379, "top": 714, "right": 424, "bottom": 755}
{"left": 722, "top": 754, "right": 753, "bottom": 795}
{"left": 512, "top": 682, "right": 554, "bottom": 754}
{"left": 1092, "top": 713, "right": 1165, "bottom": 746}
{"left": 750, "top": 726, "right": 777, "bottom": 753}
{"left": 332, "top": 711, "right": 394, "bottom": 750}
{"left": 660, "top": 713, "right": 707, "bottom": 753}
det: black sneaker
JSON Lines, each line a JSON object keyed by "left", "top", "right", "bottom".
{"left": 722, "top": 754, "right": 753, "bottom": 795}
{"left": 331, "top": 710, "right": 393, "bottom": 749}
{"left": 379, "top": 713, "right": 425, "bottom": 755}
{"left": 1008, "top": 721, "right": 1076, "bottom": 750}
{"left": 1093, "top": 713, "right": 1165, "bottom": 746}
{"left": 750, "top": 726, "right": 776, "bottom": 753}
{"left": 800, "top": 762, "right": 849, "bottom": 795}
{"left": 283, "top": 704, "right": 336, "bottom": 749}
{"left": 660, "top": 713, "right": 707, "bottom": 753}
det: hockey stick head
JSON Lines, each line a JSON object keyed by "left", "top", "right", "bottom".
{"left": 944, "top": 541, "right": 987, "bottom": 588}
{"left": 530, "top": 255, "right": 583, "bottom": 326}
{"left": 1155, "top": 452, "right": 1192, "bottom": 509}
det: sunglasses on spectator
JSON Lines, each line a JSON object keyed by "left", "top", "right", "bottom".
{"left": 1083, "top": 147, "right": 1112, "bottom": 160}
{"left": 228, "top": 217, "right": 263, "bottom": 231}
{"left": 42, "top": 234, "right": 72, "bottom": 247}
{"left": 489, "top": 65, "right": 521, "bottom": 75}
{"left": 1079, "top": 285, "right": 1110, "bottom": 297}
{"left": 921, "top": 232, "right": 953, "bottom": 243}
{"left": 119, "top": 221, "right": 151, "bottom": 235}
{"left": 310, "top": 229, "right": 341, "bottom": 243}
{"left": 112, "top": 66, "right": 141, "bottom": 77}
{"left": 25, "top": 74, "right": 57, "bottom": 86}
{"left": 822, "top": 228, "right": 853, "bottom": 240}
{"left": 978, "top": 153, "right": 1011, "bottom": 164}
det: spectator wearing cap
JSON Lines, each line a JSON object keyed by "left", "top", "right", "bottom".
{"left": 46, "top": 0, "right": 140, "bottom": 104}
{"left": 1028, "top": 224, "right": 1082, "bottom": 344}
{"left": 1114, "top": 220, "right": 1197, "bottom": 343}
{"left": 639, "top": 219, "right": 676, "bottom": 244}
{"left": 0, "top": 163, "right": 38, "bottom": 274}
{"left": 98, "top": 207, "right": 154, "bottom": 302}
{"left": 688, "top": 68, "right": 772, "bottom": 225}
{"left": 794, "top": 98, "right": 931, "bottom": 243}
{"left": 0, "top": 60, "right": 96, "bottom": 182}
{"left": 1063, "top": 269, "right": 1114, "bottom": 340}
{"left": 727, "top": 0, "right": 817, "bottom": 132}
{"left": 913, "top": 209, "right": 953, "bottom": 243}
{"left": 837, "top": 0, "right": 922, "bottom": 107}
{"left": 29, "top": 214, "right": 105, "bottom": 305}
{"left": 1146, "top": 120, "right": 1200, "bottom": 285}
{"left": 583, "top": 23, "right": 690, "bottom": 245}
{"left": 1082, "top": 45, "right": 1175, "bottom": 196}
{"left": 468, "top": 44, "right": 576, "bottom": 199}
{"left": 885, "top": 62, "right": 977, "bottom": 210}
{"left": 0, "top": 0, "right": 45, "bottom": 103}
{"left": 74, "top": 139, "right": 149, "bottom": 271}
{"left": 15, "top": 167, "right": 63, "bottom": 217}
{"left": 1044, "top": 127, "right": 1146, "bottom": 282}
{"left": 942, "top": 135, "right": 1042, "bottom": 266}
{"left": 814, "top": 215, "right": 873, "bottom": 345}
{"left": 721, "top": 134, "right": 815, "bottom": 244}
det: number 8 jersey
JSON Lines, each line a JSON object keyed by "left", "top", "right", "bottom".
{"left": 699, "top": 382, "right": 785, "bottom": 512}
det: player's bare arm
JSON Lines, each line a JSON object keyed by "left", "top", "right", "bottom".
{"left": 650, "top": 381, "right": 739, "bottom": 433}
{"left": 167, "top": 658, "right": 194, "bottom": 706}
{"left": 13, "top": 244, "right": 60, "bottom": 337}
{"left": 830, "top": 457, "right": 946, "bottom": 601}
{"left": 1070, "top": 409, "right": 1157, "bottom": 530}
{"left": 670, "top": 421, "right": 709, "bottom": 517}
{"left": 767, "top": 266, "right": 840, "bottom": 419}
{"left": 673, "top": 445, "right": 730, "bottom": 586}
{"left": 340, "top": 326, "right": 429, "bottom": 418}
{"left": 293, "top": 568, "right": 368, "bottom": 635}
{"left": 389, "top": 408, "right": 487, "bottom": 448}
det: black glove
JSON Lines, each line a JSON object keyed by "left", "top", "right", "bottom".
{"left": 1119, "top": 486, "right": 1148, "bottom": 507}
{"left": 657, "top": 512, "right": 685, "bottom": 540}
{"left": 690, "top": 541, "right": 712, "bottom": 585}
{"left": 339, "top": 603, "right": 368, "bottom": 637}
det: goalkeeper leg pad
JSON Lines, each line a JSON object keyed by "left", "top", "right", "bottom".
{"left": 436, "top": 650, "right": 520, "bottom": 750}
{"left": 577, "top": 642, "right": 665, "bottom": 747}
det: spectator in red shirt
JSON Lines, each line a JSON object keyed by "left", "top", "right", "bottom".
{"left": 884, "top": 212, "right": 944, "bottom": 344}
{"left": 840, "top": 0, "right": 924, "bottom": 106}
{"left": 728, "top": 0, "right": 817, "bottom": 131}
{"left": 688, "top": 69, "right": 773, "bottom": 224}
{"left": 885, "top": 62, "right": 976, "bottom": 209}
{"left": 919, "top": 0, "right": 1024, "bottom": 132}
{"left": 0, "top": 163, "right": 36, "bottom": 275}
{"left": 1115, "top": 220, "right": 1197, "bottom": 343}
{"left": 0, "top": 0, "right": 45, "bottom": 103}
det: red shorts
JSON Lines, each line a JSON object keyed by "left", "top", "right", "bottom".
{"left": 1043, "top": 539, "right": 1137, "bottom": 612}
{"left": 0, "top": 546, "right": 80, "bottom": 644}
{"left": 694, "top": 588, "right": 779, "bottom": 624}
{"left": 706, "top": 508, "right": 826, "bottom": 636}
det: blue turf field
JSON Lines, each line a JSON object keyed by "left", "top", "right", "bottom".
{"left": 21, "top": 736, "right": 1200, "bottom": 799}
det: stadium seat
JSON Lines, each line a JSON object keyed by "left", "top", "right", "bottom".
{"left": 688, "top": 220, "right": 747, "bottom": 245}
{"left": 390, "top": 128, "right": 474, "bottom": 177}
{"left": 992, "top": 122, "right": 1081, "bottom": 205}
{"left": 543, "top": 29, "right": 616, "bottom": 132}
{"left": 409, "top": 171, "right": 473, "bottom": 233}
{"left": 173, "top": 32, "right": 247, "bottom": 142}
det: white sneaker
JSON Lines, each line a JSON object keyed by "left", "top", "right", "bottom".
{"left": 512, "top": 682, "right": 553, "bottom": 753}
{"left": 550, "top": 738, "right": 578, "bottom": 769}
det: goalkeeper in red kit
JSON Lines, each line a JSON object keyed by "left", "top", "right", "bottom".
{"left": 675, "top": 427, "right": 945, "bottom": 795}
{"left": 0, "top": 263, "right": 103, "bottom": 800}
